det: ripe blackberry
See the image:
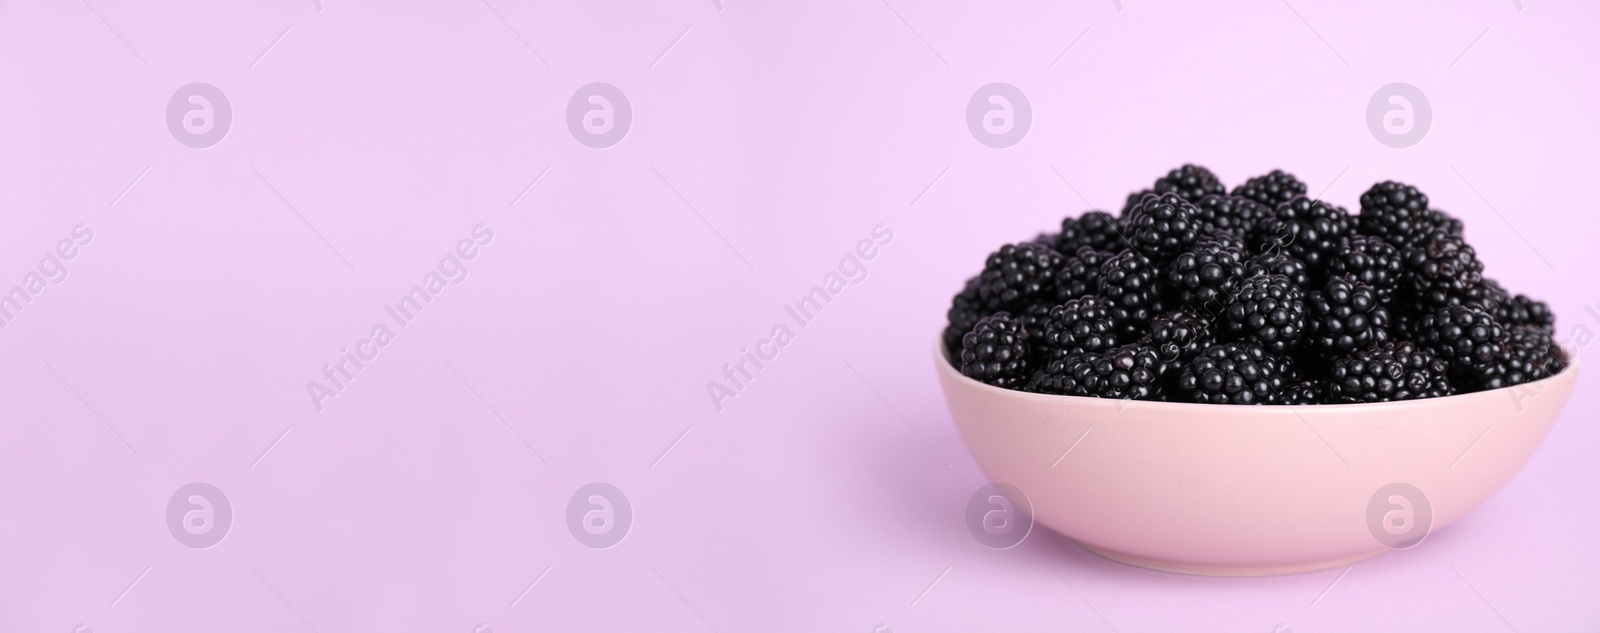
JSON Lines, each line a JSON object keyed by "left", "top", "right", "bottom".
{"left": 1245, "top": 253, "right": 1312, "bottom": 290}
{"left": 1099, "top": 250, "right": 1162, "bottom": 335}
{"left": 1231, "top": 169, "right": 1307, "bottom": 208}
{"left": 1175, "top": 342, "right": 1292, "bottom": 405}
{"left": 1122, "top": 189, "right": 1153, "bottom": 216}
{"left": 1325, "top": 235, "right": 1402, "bottom": 304}
{"left": 1038, "top": 295, "right": 1121, "bottom": 360}
{"left": 1192, "top": 194, "right": 1273, "bottom": 239}
{"left": 979, "top": 242, "right": 1065, "bottom": 308}
{"left": 943, "top": 276, "right": 995, "bottom": 355}
{"left": 1281, "top": 380, "right": 1324, "bottom": 405}
{"left": 1167, "top": 234, "right": 1249, "bottom": 308}
{"left": 1017, "top": 301, "right": 1055, "bottom": 347}
{"left": 1153, "top": 164, "right": 1226, "bottom": 203}
{"left": 1358, "top": 181, "right": 1436, "bottom": 249}
{"left": 1056, "top": 211, "right": 1126, "bottom": 254}
{"left": 1511, "top": 294, "right": 1555, "bottom": 333}
{"left": 959, "top": 313, "right": 1031, "bottom": 389}
{"left": 1142, "top": 308, "right": 1214, "bottom": 375}
{"left": 1255, "top": 196, "right": 1354, "bottom": 272}
{"left": 1412, "top": 304, "right": 1510, "bottom": 390}
{"left": 1222, "top": 274, "right": 1307, "bottom": 354}
{"left": 1471, "top": 279, "right": 1556, "bottom": 335}
{"left": 1325, "top": 341, "right": 1453, "bottom": 403}
{"left": 1054, "top": 247, "right": 1113, "bottom": 303}
{"left": 1305, "top": 277, "right": 1390, "bottom": 354}
{"left": 1401, "top": 233, "right": 1485, "bottom": 308}
{"left": 1026, "top": 344, "right": 1164, "bottom": 399}
{"left": 1125, "top": 192, "right": 1202, "bottom": 262}
{"left": 1503, "top": 325, "right": 1565, "bottom": 386}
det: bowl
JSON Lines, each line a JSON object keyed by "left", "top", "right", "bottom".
{"left": 934, "top": 337, "right": 1580, "bottom": 576}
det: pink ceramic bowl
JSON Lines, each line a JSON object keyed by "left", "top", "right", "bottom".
{"left": 935, "top": 338, "right": 1580, "bottom": 576}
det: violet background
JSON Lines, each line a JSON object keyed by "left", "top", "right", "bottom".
{"left": 1, "top": 0, "right": 1597, "bottom": 631}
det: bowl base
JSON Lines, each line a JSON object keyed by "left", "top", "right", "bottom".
{"left": 1075, "top": 541, "right": 1389, "bottom": 577}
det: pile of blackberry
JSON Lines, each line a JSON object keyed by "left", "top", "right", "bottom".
{"left": 946, "top": 165, "right": 1565, "bottom": 404}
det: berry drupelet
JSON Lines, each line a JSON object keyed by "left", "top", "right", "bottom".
{"left": 1026, "top": 344, "right": 1164, "bottom": 399}
{"left": 1167, "top": 234, "right": 1249, "bottom": 309}
{"left": 1038, "top": 295, "right": 1122, "bottom": 360}
{"left": 979, "top": 242, "right": 1065, "bottom": 309}
{"left": 1125, "top": 192, "right": 1202, "bottom": 263}
{"left": 1231, "top": 169, "right": 1307, "bottom": 208}
{"left": 1324, "top": 341, "right": 1453, "bottom": 403}
{"left": 959, "top": 313, "right": 1031, "bottom": 389}
{"left": 1325, "top": 235, "right": 1403, "bottom": 304}
{"left": 1305, "top": 277, "right": 1391, "bottom": 355}
{"left": 1153, "top": 164, "right": 1227, "bottom": 204}
{"left": 1222, "top": 274, "right": 1308, "bottom": 355}
{"left": 1056, "top": 211, "right": 1126, "bottom": 254}
{"left": 1176, "top": 342, "right": 1293, "bottom": 405}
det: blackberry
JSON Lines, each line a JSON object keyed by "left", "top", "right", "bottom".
{"left": 1142, "top": 308, "right": 1214, "bottom": 375}
{"left": 1281, "top": 380, "right": 1324, "bottom": 405}
{"left": 1473, "top": 280, "right": 1556, "bottom": 334}
{"left": 1054, "top": 247, "right": 1114, "bottom": 303}
{"left": 1222, "top": 274, "right": 1307, "bottom": 354}
{"left": 1017, "top": 301, "right": 1055, "bottom": 347}
{"left": 1504, "top": 325, "right": 1565, "bottom": 386}
{"left": 1325, "top": 341, "right": 1453, "bottom": 403}
{"left": 1474, "top": 278, "right": 1513, "bottom": 322}
{"left": 943, "top": 276, "right": 994, "bottom": 355}
{"left": 1412, "top": 304, "right": 1510, "bottom": 390}
{"left": 1305, "top": 277, "right": 1390, "bottom": 355}
{"left": 1056, "top": 211, "right": 1126, "bottom": 254}
{"left": 959, "top": 313, "right": 1031, "bottom": 389}
{"left": 1030, "top": 231, "right": 1059, "bottom": 247}
{"left": 1511, "top": 294, "right": 1555, "bottom": 333}
{"left": 1358, "top": 181, "right": 1434, "bottom": 249}
{"left": 1176, "top": 342, "right": 1292, "bottom": 405}
{"left": 1325, "top": 235, "right": 1403, "bottom": 304}
{"left": 1098, "top": 250, "right": 1162, "bottom": 336}
{"left": 1122, "top": 189, "right": 1153, "bottom": 217}
{"left": 1255, "top": 196, "right": 1354, "bottom": 272}
{"left": 1038, "top": 295, "right": 1122, "bottom": 360}
{"left": 979, "top": 242, "right": 1065, "bottom": 308}
{"left": 1245, "top": 253, "right": 1312, "bottom": 290}
{"left": 1026, "top": 344, "right": 1163, "bottom": 399}
{"left": 1401, "top": 233, "right": 1485, "bottom": 308}
{"left": 1192, "top": 194, "right": 1273, "bottom": 239}
{"left": 1167, "top": 234, "right": 1249, "bottom": 309}
{"left": 1125, "top": 192, "right": 1202, "bottom": 262}
{"left": 1153, "top": 164, "right": 1226, "bottom": 203}
{"left": 1231, "top": 169, "right": 1307, "bottom": 208}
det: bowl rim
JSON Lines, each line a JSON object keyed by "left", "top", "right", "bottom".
{"left": 934, "top": 334, "right": 1580, "bottom": 413}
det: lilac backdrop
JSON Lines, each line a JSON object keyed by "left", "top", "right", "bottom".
{"left": 2, "top": 0, "right": 1597, "bottom": 631}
